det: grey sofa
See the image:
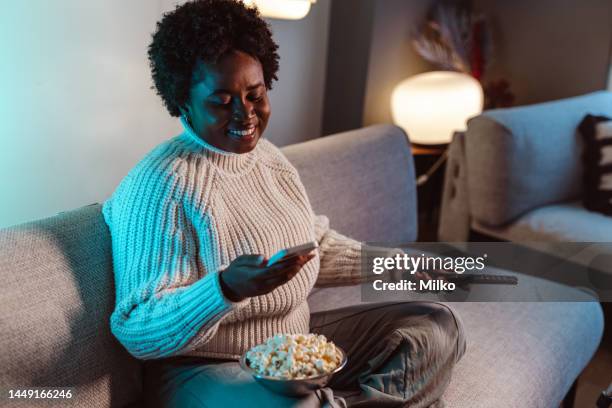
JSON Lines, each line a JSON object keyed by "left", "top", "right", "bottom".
{"left": 439, "top": 90, "right": 612, "bottom": 243}
{"left": 0, "top": 125, "right": 603, "bottom": 407}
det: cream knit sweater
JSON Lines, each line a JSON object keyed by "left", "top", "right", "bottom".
{"left": 102, "top": 119, "right": 366, "bottom": 360}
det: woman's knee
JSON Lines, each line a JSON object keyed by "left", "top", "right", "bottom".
{"left": 429, "top": 303, "right": 467, "bottom": 362}
{"left": 384, "top": 302, "right": 466, "bottom": 362}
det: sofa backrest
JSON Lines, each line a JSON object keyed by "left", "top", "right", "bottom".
{"left": 282, "top": 124, "right": 418, "bottom": 244}
{"left": 465, "top": 90, "right": 612, "bottom": 226}
{"left": 0, "top": 204, "right": 142, "bottom": 407}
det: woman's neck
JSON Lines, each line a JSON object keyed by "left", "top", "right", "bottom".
{"left": 178, "top": 115, "right": 260, "bottom": 176}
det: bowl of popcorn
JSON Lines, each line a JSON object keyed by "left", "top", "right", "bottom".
{"left": 240, "top": 333, "right": 347, "bottom": 397}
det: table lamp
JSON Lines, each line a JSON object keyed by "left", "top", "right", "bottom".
{"left": 391, "top": 71, "right": 484, "bottom": 145}
{"left": 244, "top": 0, "right": 316, "bottom": 20}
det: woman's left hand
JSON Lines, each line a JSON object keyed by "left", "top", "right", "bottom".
{"left": 219, "top": 253, "right": 315, "bottom": 302}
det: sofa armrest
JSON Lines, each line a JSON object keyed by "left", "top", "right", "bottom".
{"left": 439, "top": 132, "right": 470, "bottom": 241}
{"left": 465, "top": 90, "right": 612, "bottom": 226}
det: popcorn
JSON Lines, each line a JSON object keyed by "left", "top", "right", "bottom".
{"left": 245, "top": 334, "right": 342, "bottom": 379}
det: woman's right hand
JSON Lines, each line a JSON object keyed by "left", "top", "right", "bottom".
{"left": 219, "top": 254, "right": 315, "bottom": 302}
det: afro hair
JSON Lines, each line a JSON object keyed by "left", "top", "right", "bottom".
{"left": 148, "top": 0, "right": 280, "bottom": 117}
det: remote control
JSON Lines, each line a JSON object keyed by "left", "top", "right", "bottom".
{"left": 426, "top": 271, "right": 518, "bottom": 285}
{"left": 451, "top": 274, "right": 518, "bottom": 285}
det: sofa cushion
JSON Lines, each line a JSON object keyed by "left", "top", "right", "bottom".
{"left": 282, "top": 124, "right": 418, "bottom": 244}
{"left": 308, "top": 281, "right": 604, "bottom": 408}
{"left": 472, "top": 201, "right": 612, "bottom": 242}
{"left": 0, "top": 204, "right": 142, "bottom": 407}
{"left": 442, "top": 301, "right": 603, "bottom": 408}
{"left": 465, "top": 90, "right": 612, "bottom": 226}
{"left": 578, "top": 114, "right": 612, "bottom": 215}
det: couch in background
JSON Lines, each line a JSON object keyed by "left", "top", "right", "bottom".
{"left": 0, "top": 125, "right": 603, "bottom": 407}
{"left": 439, "top": 90, "right": 612, "bottom": 243}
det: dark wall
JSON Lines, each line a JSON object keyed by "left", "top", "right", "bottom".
{"left": 363, "top": 0, "right": 436, "bottom": 127}
{"left": 473, "top": 0, "right": 612, "bottom": 106}
{"left": 321, "top": 0, "right": 376, "bottom": 135}
{"left": 322, "top": 0, "right": 612, "bottom": 134}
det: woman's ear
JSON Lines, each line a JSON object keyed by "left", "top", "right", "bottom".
{"left": 178, "top": 104, "right": 191, "bottom": 120}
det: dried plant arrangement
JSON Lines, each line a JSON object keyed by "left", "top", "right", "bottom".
{"left": 413, "top": 0, "right": 514, "bottom": 108}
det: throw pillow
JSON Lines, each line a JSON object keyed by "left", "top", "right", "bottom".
{"left": 578, "top": 114, "right": 612, "bottom": 215}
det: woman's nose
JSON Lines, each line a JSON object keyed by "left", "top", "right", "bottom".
{"left": 232, "top": 99, "right": 255, "bottom": 120}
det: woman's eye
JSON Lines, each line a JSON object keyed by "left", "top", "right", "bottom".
{"left": 249, "top": 94, "right": 264, "bottom": 102}
{"left": 209, "top": 97, "right": 231, "bottom": 106}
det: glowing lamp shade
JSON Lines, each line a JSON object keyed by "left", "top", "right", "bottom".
{"left": 244, "top": 0, "right": 315, "bottom": 20}
{"left": 391, "top": 71, "right": 484, "bottom": 145}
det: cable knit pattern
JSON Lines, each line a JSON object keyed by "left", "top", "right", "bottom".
{"left": 102, "top": 119, "right": 366, "bottom": 360}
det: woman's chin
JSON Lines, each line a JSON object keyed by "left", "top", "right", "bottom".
{"left": 226, "top": 131, "right": 260, "bottom": 154}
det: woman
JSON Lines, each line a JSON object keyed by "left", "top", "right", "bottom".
{"left": 102, "top": 1, "right": 465, "bottom": 406}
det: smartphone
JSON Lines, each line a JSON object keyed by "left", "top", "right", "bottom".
{"left": 266, "top": 241, "right": 319, "bottom": 267}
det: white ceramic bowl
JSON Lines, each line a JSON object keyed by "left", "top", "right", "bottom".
{"left": 239, "top": 346, "right": 348, "bottom": 397}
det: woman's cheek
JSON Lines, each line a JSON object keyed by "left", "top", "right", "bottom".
{"left": 257, "top": 104, "right": 271, "bottom": 131}
{"left": 208, "top": 111, "right": 231, "bottom": 130}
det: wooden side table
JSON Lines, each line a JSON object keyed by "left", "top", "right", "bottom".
{"left": 412, "top": 145, "right": 446, "bottom": 156}
{"left": 412, "top": 144, "right": 447, "bottom": 242}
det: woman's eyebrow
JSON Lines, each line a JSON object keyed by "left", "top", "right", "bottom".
{"left": 246, "top": 82, "right": 264, "bottom": 90}
{"left": 209, "top": 82, "right": 264, "bottom": 95}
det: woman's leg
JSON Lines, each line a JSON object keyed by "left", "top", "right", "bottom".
{"left": 143, "top": 356, "right": 332, "bottom": 408}
{"left": 310, "top": 302, "right": 466, "bottom": 408}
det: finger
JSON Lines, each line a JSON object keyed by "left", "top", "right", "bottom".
{"left": 283, "top": 255, "right": 311, "bottom": 269}
{"left": 299, "top": 253, "right": 316, "bottom": 265}
{"left": 266, "top": 255, "right": 304, "bottom": 271}
{"left": 235, "top": 254, "right": 266, "bottom": 266}
{"left": 257, "top": 271, "right": 298, "bottom": 292}
{"left": 275, "top": 251, "right": 316, "bottom": 267}
{"left": 251, "top": 264, "right": 293, "bottom": 282}
{"left": 263, "top": 268, "right": 299, "bottom": 288}
{"left": 253, "top": 252, "right": 315, "bottom": 281}
{"left": 260, "top": 264, "right": 301, "bottom": 283}
{"left": 285, "top": 264, "right": 301, "bottom": 278}
{"left": 278, "top": 257, "right": 311, "bottom": 274}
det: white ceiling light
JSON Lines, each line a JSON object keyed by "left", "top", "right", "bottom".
{"left": 244, "top": 0, "right": 316, "bottom": 20}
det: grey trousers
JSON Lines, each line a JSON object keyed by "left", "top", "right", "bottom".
{"left": 143, "top": 302, "right": 466, "bottom": 408}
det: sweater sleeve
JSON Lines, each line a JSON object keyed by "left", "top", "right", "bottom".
{"left": 313, "top": 214, "right": 368, "bottom": 286}
{"left": 313, "top": 215, "right": 407, "bottom": 286}
{"left": 103, "top": 163, "right": 247, "bottom": 360}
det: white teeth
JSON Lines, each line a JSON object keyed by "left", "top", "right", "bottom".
{"left": 228, "top": 127, "right": 256, "bottom": 137}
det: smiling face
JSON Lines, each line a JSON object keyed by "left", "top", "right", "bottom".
{"left": 181, "top": 50, "right": 271, "bottom": 154}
